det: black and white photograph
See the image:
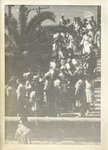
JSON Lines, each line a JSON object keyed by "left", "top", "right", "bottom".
{"left": 4, "top": 5, "right": 101, "bottom": 145}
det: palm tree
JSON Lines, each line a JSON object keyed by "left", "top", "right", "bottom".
{"left": 5, "top": 5, "right": 56, "bottom": 76}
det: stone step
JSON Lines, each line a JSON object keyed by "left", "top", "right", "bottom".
{"left": 94, "top": 89, "right": 101, "bottom": 92}
{"left": 97, "top": 60, "right": 100, "bottom": 63}
{"left": 94, "top": 105, "right": 101, "bottom": 109}
{"left": 97, "top": 67, "right": 101, "bottom": 69}
{"left": 95, "top": 98, "right": 101, "bottom": 102}
{"left": 97, "top": 69, "right": 101, "bottom": 72}
{"left": 94, "top": 101, "right": 101, "bottom": 104}
{"left": 94, "top": 96, "right": 101, "bottom": 99}
{"left": 95, "top": 88, "right": 101, "bottom": 91}
{"left": 97, "top": 65, "right": 101, "bottom": 68}
{"left": 92, "top": 112, "right": 100, "bottom": 115}
{"left": 95, "top": 103, "right": 101, "bottom": 106}
{"left": 90, "top": 109, "right": 101, "bottom": 114}
{"left": 95, "top": 81, "right": 101, "bottom": 85}
{"left": 94, "top": 96, "right": 100, "bottom": 99}
{"left": 94, "top": 93, "right": 101, "bottom": 97}
{"left": 94, "top": 91, "right": 101, "bottom": 94}
{"left": 97, "top": 67, "right": 101, "bottom": 70}
{"left": 97, "top": 66, "right": 101, "bottom": 69}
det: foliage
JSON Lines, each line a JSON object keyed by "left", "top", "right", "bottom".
{"left": 5, "top": 5, "right": 56, "bottom": 77}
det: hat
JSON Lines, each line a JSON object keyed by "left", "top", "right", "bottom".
{"left": 61, "top": 13, "right": 64, "bottom": 17}
{"left": 50, "top": 61, "right": 56, "bottom": 69}
{"left": 32, "top": 75, "right": 39, "bottom": 81}
{"left": 87, "top": 24, "right": 92, "bottom": 30}
{"left": 72, "top": 58, "right": 77, "bottom": 65}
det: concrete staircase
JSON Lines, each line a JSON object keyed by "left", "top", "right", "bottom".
{"left": 90, "top": 58, "right": 101, "bottom": 118}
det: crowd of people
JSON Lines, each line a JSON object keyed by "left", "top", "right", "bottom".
{"left": 59, "top": 14, "right": 101, "bottom": 55}
{"left": 5, "top": 14, "right": 101, "bottom": 118}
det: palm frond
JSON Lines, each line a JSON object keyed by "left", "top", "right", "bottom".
{"left": 5, "top": 13, "right": 21, "bottom": 56}
{"left": 19, "top": 5, "right": 29, "bottom": 36}
{"left": 5, "top": 34, "right": 18, "bottom": 56}
{"left": 26, "top": 11, "right": 56, "bottom": 37}
{"left": 5, "top": 13, "right": 20, "bottom": 42}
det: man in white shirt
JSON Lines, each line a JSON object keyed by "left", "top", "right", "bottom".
{"left": 59, "top": 14, "right": 66, "bottom": 26}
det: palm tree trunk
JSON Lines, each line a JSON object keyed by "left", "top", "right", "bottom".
{"left": 8, "top": 5, "right": 14, "bottom": 17}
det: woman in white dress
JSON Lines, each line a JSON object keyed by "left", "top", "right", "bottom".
{"left": 5, "top": 78, "right": 17, "bottom": 116}
{"left": 16, "top": 78, "right": 26, "bottom": 116}
{"left": 81, "top": 30, "right": 92, "bottom": 54}
{"left": 85, "top": 76, "right": 93, "bottom": 114}
{"left": 29, "top": 83, "right": 38, "bottom": 116}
